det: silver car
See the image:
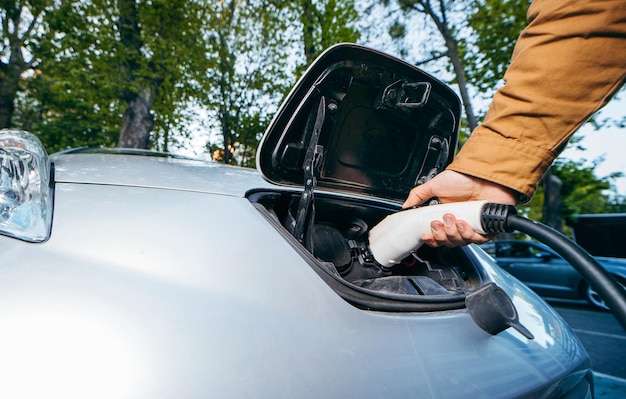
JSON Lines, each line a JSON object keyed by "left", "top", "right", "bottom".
{"left": 0, "top": 44, "right": 592, "bottom": 398}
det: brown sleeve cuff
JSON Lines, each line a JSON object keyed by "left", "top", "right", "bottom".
{"left": 447, "top": 129, "right": 557, "bottom": 201}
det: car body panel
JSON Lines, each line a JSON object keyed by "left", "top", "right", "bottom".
{"left": 53, "top": 151, "right": 273, "bottom": 196}
{"left": 0, "top": 153, "right": 592, "bottom": 398}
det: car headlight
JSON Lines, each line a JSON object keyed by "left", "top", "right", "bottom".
{"left": 0, "top": 130, "right": 53, "bottom": 242}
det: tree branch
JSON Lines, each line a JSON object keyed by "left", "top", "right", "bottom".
{"left": 414, "top": 50, "right": 448, "bottom": 66}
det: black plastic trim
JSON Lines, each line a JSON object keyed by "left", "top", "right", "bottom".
{"left": 248, "top": 189, "right": 478, "bottom": 312}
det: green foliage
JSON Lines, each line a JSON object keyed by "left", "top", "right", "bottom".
{"left": 6, "top": 0, "right": 217, "bottom": 151}
{"left": 292, "top": 0, "right": 360, "bottom": 77}
{"left": 553, "top": 157, "right": 621, "bottom": 217}
{"left": 24, "top": 68, "right": 120, "bottom": 152}
{"left": 465, "top": 0, "right": 530, "bottom": 92}
{"left": 200, "top": 0, "right": 295, "bottom": 165}
{"left": 521, "top": 157, "right": 624, "bottom": 236}
{"left": 317, "top": 0, "right": 360, "bottom": 51}
{"left": 605, "top": 195, "right": 626, "bottom": 213}
{"left": 200, "top": 0, "right": 361, "bottom": 165}
{"left": 1, "top": 1, "right": 67, "bottom": 128}
{"left": 4, "top": 0, "right": 360, "bottom": 160}
{"left": 387, "top": 21, "right": 406, "bottom": 40}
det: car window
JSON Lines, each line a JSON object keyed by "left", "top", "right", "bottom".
{"left": 494, "top": 241, "right": 556, "bottom": 259}
{"left": 496, "top": 242, "right": 533, "bottom": 258}
{"left": 527, "top": 244, "right": 554, "bottom": 258}
{"left": 481, "top": 243, "right": 496, "bottom": 257}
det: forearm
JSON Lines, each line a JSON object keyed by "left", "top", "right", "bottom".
{"left": 450, "top": 0, "right": 626, "bottom": 200}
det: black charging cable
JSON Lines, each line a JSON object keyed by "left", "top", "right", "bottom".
{"left": 480, "top": 203, "right": 626, "bottom": 332}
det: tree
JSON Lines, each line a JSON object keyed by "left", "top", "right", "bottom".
{"left": 202, "top": 0, "right": 360, "bottom": 166}
{"left": 25, "top": 0, "right": 212, "bottom": 151}
{"left": 554, "top": 158, "right": 622, "bottom": 217}
{"left": 465, "top": 0, "right": 529, "bottom": 93}
{"left": 540, "top": 168, "right": 563, "bottom": 231}
{"left": 113, "top": 0, "right": 211, "bottom": 149}
{"left": 605, "top": 195, "right": 626, "bottom": 213}
{"left": 0, "top": 0, "right": 71, "bottom": 129}
{"left": 520, "top": 156, "right": 624, "bottom": 236}
{"left": 382, "top": 0, "right": 480, "bottom": 133}
{"left": 200, "top": 0, "right": 294, "bottom": 165}
{"left": 295, "top": 0, "right": 360, "bottom": 70}
{"left": 21, "top": 0, "right": 122, "bottom": 151}
{"left": 4, "top": 0, "right": 363, "bottom": 160}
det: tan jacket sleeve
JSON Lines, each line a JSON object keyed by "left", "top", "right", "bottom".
{"left": 448, "top": 0, "right": 626, "bottom": 200}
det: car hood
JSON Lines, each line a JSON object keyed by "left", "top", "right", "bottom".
{"left": 51, "top": 150, "right": 272, "bottom": 196}
{"left": 257, "top": 43, "right": 461, "bottom": 203}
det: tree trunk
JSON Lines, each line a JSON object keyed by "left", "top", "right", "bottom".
{"left": 0, "top": 66, "right": 18, "bottom": 128}
{"left": 542, "top": 167, "right": 563, "bottom": 231}
{"left": 300, "top": 0, "right": 318, "bottom": 64}
{"left": 407, "top": 0, "right": 480, "bottom": 133}
{"left": 118, "top": 86, "right": 155, "bottom": 148}
{"left": 445, "top": 37, "right": 479, "bottom": 132}
{"left": 116, "top": 0, "right": 157, "bottom": 149}
{"left": 0, "top": 28, "right": 29, "bottom": 128}
{"left": 219, "top": 106, "right": 234, "bottom": 164}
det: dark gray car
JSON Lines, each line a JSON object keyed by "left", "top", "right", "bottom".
{"left": 480, "top": 239, "right": 626, "bottom": 309}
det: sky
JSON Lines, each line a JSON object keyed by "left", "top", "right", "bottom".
{"left": 560, "top": 97, "right": 626, "bottom": 196}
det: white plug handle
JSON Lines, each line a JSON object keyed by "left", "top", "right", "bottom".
{"left": 368, "top": 201, "right": 488, "bottom": 268}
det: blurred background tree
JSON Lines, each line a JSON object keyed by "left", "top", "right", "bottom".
{"left": 1, "top": 0, "right": 624, "bottom": 230}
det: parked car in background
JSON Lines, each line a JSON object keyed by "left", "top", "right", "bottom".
{"left": 0, "top": 44, "right": 593, "bottom": 398}
{"left": 480, "top": 239, "right": 626, "bottom": 309}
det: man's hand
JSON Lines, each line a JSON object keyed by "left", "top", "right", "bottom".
{"left": 403, "top": 170, "right": 518, "bottom": 248}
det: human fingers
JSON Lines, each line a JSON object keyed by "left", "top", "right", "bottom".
{"left": 434, "top": 214, "right": 467, "bottom": 247}
{"left": 455, "top": 219, "right": 491, "bottom": 244}
{"left": 424, "top": 215, "right": 490, "bottom": 248}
